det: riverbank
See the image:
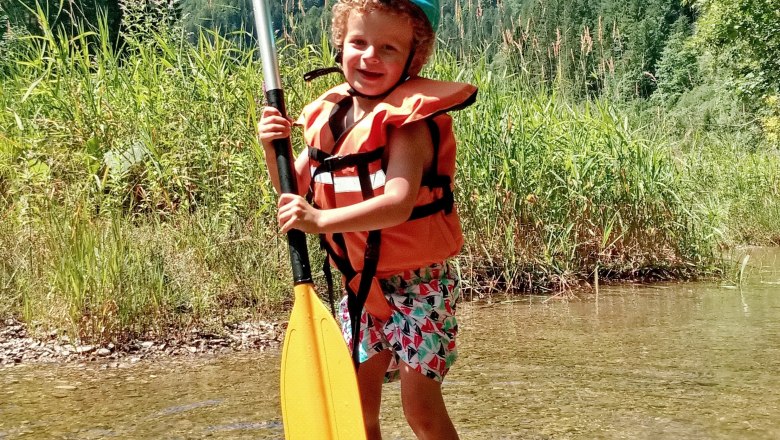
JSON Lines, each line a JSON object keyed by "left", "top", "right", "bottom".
{"left": 0, "top": 318, "right": 282, "bottom": 367}
{"left": 2, "top": 22, "right": 779, "bottom": 349}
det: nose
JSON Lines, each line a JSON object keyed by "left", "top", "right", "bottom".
{"left": 362, "top": 45, "right": 379, "bottom": 63}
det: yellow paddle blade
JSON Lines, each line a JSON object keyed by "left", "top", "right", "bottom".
{"left": 281, "top": 283, "right": 366, "bottom": 440}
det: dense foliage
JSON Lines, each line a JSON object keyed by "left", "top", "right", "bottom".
{"left": 691, "top": 0, "right": 780, "bottom": 141}
{"left": 2, "top": 0, "right": 777, "bottom": 143}
{"left": 0, "top": 1, "right": 778, "bottom": 342}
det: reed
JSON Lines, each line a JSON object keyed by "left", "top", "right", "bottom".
{"left": 451, "top": 68, "right": 714, "bottom": 293}
{"left": 1, "top": 11, "right": 778, "bottom": 343}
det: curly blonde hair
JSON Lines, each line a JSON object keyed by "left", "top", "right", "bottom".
{"left": 331, "top": 0, "right": 435, "bottom": 76}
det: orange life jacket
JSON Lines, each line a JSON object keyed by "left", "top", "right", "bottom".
{"left": 297, "top": 77, "right": 477, "bottom": 320}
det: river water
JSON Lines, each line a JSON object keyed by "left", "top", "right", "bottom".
{"left": 2, "top": 249, "right": 780, "bottom": 439}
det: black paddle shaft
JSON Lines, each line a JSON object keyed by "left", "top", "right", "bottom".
{"left": 251, "top": 0, "right": 312, "bottom": 285}
{"left": 265, "top": 89, "right": 313, "bottom": 285}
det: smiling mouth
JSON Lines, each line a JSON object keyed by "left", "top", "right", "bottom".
{"left": 357, "top": 69, "right": 383, "bottom": 80}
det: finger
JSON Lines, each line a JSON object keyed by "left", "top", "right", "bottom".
{"left": 277, "top": 200, "right": 298, "bottom": 223}
{"left": 258, "top": 121, "right": 289, "bottom": 134}
{"left": 280, "top": 219, "right": 294, "bottom": 234}
{"left": 258, "top": 124, "right": 290, "bottom": 136}
{"left": 259, "top": 130, "right": 289, "bottom": 142}
{"left": 278, "top": 207, "right": 294, "bottom": 229}
{"left": 262, "top": 107, "right": 282, "bottom": 118}
{"left": 261, "top": 112, "right": 291, "bottom": 124}
{"left": 278, "top": 193, "right": 300, "bottom": 206}
{"left": 277, "top": 206, "right": 294, "bottom": 224}
{"left": 279, "top": 211, "right": 301, "bottom": 233}
{"left": 262, "top": 114, "right": 290, "bottom": 125}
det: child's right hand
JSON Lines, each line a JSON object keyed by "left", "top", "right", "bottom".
{"left": 257, "top": 106, "right": 292, "bottom": 148}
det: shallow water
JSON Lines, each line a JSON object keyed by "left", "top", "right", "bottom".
{"left": 2, "top": 249, "right": 780, "bottom": 439}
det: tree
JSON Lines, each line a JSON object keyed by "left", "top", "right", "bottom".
{"left": 692, "top": 0, "right": 780, "bottom": 99}
{"left": 654, "top": 16, "right": 699, "bottom": 104}
{"left": 180, "top": 0, "right": 251, "bottom": 41}
{"left": 0, "top": 0, "right": 122, "bottom": 44}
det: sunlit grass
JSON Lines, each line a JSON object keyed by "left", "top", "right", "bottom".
{"left": 452, "top": 74, "right": 713, "bottom": 292}
{"left": 1, "top": 10, "right": 779, "bottom": 343}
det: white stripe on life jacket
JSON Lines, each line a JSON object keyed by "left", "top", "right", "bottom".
{"left": 311, "top": 167, "right": 386, "bottom": 193}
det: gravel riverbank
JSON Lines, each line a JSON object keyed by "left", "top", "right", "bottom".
{"left": 0, "top": 318, "right": 284, "bottom": 368}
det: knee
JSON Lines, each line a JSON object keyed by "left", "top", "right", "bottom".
{"left": 402, "top": 400, "right": 436, "bottom": 432}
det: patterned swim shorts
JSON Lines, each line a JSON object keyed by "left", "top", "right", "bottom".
{"left": 339, "top": 262, "right": 460, "bottom": 383}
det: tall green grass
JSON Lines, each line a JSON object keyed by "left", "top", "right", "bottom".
{"left": 453, "top": 71, "right": 714, "bottom": 292}
{"left": 1, "top": 12, "right": 779, "bottom": 343}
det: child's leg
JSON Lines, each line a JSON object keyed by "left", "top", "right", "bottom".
{"left": 379, "top": 262, "right": 460, "bottom": 439}
{"left": 357, "top": 349, "right": 393, "bottom": 440}
{"left": 399, "top": 362, "right": 459, "bottom": 440}
{"left": 339, "top": 294, "right": 393, "bottom": 438}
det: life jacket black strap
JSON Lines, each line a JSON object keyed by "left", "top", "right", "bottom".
{"left": 308, "top": 147, "right": 384, "bottom": 173}
{"left": 316, "top": 151, "right": 382, "bottom": 368}
{"left": 406, "top": 118, "right": 454, "bottom": 220}
{"left": 420, "top": 174, "right": 451, "bottom": 188}
{"left": 320, "top": 233, "right": 356, "bottom": 280}
{"left": 304, "top": 66, "right": 343, "bottom": 82}
{"left": 346, "top": 229, "right": 381, "bottom": 367}
{"left": 409, "top": 185, "right": 454, "bottom": 220}
{"left": 304, "top": 51, "right": 344, "bottom": 82}
{"left": 319, "top": 231, "right": 356, "bottom": 317}
{"left": 319, "top": 229, "right": 382, "bottom": 369}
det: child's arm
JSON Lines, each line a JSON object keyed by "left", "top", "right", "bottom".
{"left": 277, "top": 120, "right": 433, "bottom": 234}
{"left": 257, "top": 106, "right": 310, "bottom": 196}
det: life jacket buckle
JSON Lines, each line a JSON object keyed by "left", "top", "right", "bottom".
{"left": 321, "top": 154, "right": 343, "bottom": 172}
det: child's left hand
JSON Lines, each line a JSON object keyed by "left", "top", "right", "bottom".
{"left": 278, "top": 193, "right": 322, "bottom": 233}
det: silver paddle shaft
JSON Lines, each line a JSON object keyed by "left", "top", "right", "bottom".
{"left": 252, "top": 0, "right": 282, "bottom": 91}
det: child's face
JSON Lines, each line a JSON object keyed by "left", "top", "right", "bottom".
{"left": 341, "top": 9, "right": 414, "bottom": 97}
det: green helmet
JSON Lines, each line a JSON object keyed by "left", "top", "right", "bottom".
{"left": 409, "top": 0, "right": 440, "bottom": 30}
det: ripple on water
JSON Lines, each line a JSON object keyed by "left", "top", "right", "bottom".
{"left": 154, "top": 399, "right": 224, "bottom": 417}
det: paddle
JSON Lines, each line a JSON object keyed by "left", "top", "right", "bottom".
{"left": 249, "top": 1, "right": 366, "bottom": 439}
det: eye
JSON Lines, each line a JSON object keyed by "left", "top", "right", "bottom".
{"left": 382, "top": 44, "right": 398, "bottom": 52}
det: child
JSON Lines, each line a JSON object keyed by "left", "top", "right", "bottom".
{"left": 258, "top": 1, "right": 477, "bottom": 438}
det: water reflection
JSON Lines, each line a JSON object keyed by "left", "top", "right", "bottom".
{"left": 2, "top": 249, "right": 780, "bottom": 439}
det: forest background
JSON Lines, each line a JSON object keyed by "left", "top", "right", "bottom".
{"left": 1, "top": 0, "right": 779, "bottom": 344}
